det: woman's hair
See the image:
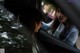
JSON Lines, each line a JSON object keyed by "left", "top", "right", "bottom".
{"left": 59, "top": 16, "right": 74, "bottom": 40}
{"left": 19, "top": 8, "right": 44, "bottom": 31}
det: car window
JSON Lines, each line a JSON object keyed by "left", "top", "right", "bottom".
{"left": 41, "top": 0, "right": 80, "bottom": 49}
{"left": 0, "top": 4, "right": 32, "bottom": 53}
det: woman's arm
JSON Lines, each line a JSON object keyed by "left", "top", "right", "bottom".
{"left": 64, "top": 31, "right": 79, "bottom": 46}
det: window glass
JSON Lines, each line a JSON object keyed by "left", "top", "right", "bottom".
{"left": 0, "top": 4, "right": 32, "bottom": 53}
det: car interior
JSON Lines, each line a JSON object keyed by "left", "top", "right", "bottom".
{"left": 0, "top": 0, "right": 80, "bottom": 53}
{"left": 36, "top": 0, "right": 80, "bottom": 53}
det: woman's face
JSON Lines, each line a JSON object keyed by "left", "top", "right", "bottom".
{"left": 58, "top": 13, "right": 67, "bottom": 23}
{"left": 55, "top": 11, "right": 61, "bottom": 18}
{"left": 34, "top": 22, "right": 42, "bottom": 32}
{"left": 55, "top": 9, "right": 67, "bottom": 23}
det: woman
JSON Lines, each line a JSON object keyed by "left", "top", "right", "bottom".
{"left": 57, "top": 11, "right": 79, "bottom": 46}
{"left": 4, "top": 0, "right": 45, "bottom": 53}
{"left": 19, "top": 9, "right": 44, "bottom": 53}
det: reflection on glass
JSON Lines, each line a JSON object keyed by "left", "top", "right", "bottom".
{"left": 0, "top": 25, "right": 2, "bottom": 28}
{"left": 11, "top": 23, "right": 23, "bottom": 29}
{"left": 0, "top": 32, "right": 8, "bottom": 39}
{"left": 0, "top": 4, "right": 31, "bottom": 53}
